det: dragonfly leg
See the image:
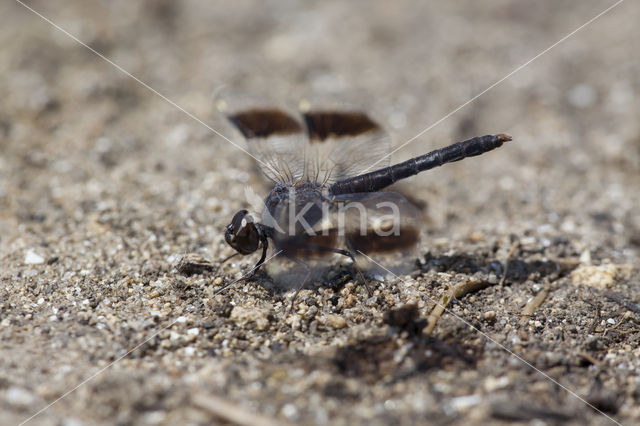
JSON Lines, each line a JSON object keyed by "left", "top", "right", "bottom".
{"left": 327, "top": 248, "right": 370, "bottom": 296}
{"left": 247, "top": 238, "right": 269, "bottom": 279}
{"left": 285, "top": 240, "right": 370, "bottom": 297}
{"left": 214, "top": 236, "right": 269, "bottom": 296}
{"left": 283, "top": 254, "right": 312, "bottom": 314}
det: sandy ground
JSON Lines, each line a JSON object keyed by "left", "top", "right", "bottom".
{"left": 1, "top": 1, "right": 639, "bottom": 425}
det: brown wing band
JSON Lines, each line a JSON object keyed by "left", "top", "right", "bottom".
{"left": 228, "top": 109, "right": 302, "bottom": 138}
{"left": 303, "top": 111, "right": 381, "bottom": 143}
{"left": 347, "top": 226, "right": 420, "bottom": 253}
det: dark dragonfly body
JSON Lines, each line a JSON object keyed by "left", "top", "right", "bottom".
{"left": 329, "top": 134, "right": 510, "bottom": 195}
{"left": 221, "top": 101, "right": 512, "bottom": 293}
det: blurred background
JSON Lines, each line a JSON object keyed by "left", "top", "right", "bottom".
{"left": 1, "top": 0, "right": 638, "bottom": 259}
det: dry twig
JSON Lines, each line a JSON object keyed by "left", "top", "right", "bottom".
{"left": 588, "top": 301, "right": 601, "bottom": 334}
{"left": 499, "top": 240, "right": 520, "bottom": 287}
{"left": 192, "top": 390, "right": 288, "bottom": 426}
{"left": 425, "top": 278, "right": 490, "bottom": 335}
{"left": 576, "top": 351, "right": 600, "bottom": 366}
{"left": 519, "top": 281, "right": 551, "bottom": 326}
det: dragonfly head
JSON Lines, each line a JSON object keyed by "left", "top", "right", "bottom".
{"left": 225, "top": 210, "right": 260, "bottom": 255}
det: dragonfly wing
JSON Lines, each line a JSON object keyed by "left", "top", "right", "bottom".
{"left": 330, "top": 191, "right": 422, "bottom": 254}
{"left": 263, "top": 184, "right": 340, "bottom": 257}
{"left": 220, "top": 92, "right": 392, "bottom": 184}
{"left": 302, "top": 110, "right": 392, "bottom": 183}
{"left": 269, "top": 190, "right": 421, "bottom": 256}
{"left": 220, "top": 93, "right": 307, "bottom": 184}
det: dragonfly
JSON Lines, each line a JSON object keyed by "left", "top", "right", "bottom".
{"left": 219, "top": 100, "right": 511, "bottom": 301}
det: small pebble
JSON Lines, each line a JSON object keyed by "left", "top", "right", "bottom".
{"left": 24, "top": 249, "right": 45, "bottom": 265}
{"left": 483, "top": 311, "right": 496, "bottom": 321}
{"left": 281, "top": 403, "right": 299, "bottom": 419}
{"left": 6, "top": 386, "right": 36, "bottom": 406}
{"left": 61, "top": 418, "right": 84, "bottom": 426}
{"left": 571, "top": 265, "right": 618, "bottom": 289}
{"left": 384, "top": 399, "right": 397, "bottom": 410}
{"left": 449, "top": 394, "right": 481, "bottom": 411}
{"left": 142, "top": 410, "right": 166, "bottom": 424}
{"left": 580, "top": 250, "right": 592, "bottom": 265}
{"left": 483, "top": 376, "right": 510, "bottom": 392}
{"left": 568, "top": 84, "right": 597, "bottom": 108}
{"left": 468, "top": 231, "right": 483, "bottom": 242}
{"left": 326, "top": 314, "right": 347, "bottom": 329}
{"left": 230, "top": 306, "right": 270, "bottom": 331}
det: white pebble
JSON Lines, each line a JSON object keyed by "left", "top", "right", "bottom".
{"left": 568, "top": 84, "right": 596, "bottom": 108}
{"left": 281, "top": 403, "right": 298, "bottom": 419}
{"left": 6, "top": 386, "right": 36, "bottom": 406}
{"left": 484, "top": 376, "right": 510, "bottom": 392}
{"left": 24, "top": 249, "right": 44, "bottom": 265}
{"left": 142, "top": 410, "right": 166, "bottom": 424}
{"left": 520, "top": 236, "right": 536, "bottom": 246}
{"left": 449, "top": 394, "right": 482, "bottom": 410}
{"left": 607, "top": 318, "right": 616, "bottom": 325}
{"left": 579, "top": 250, "right": 592, "bottom": 265}
{"left": 61, "top": 418, "right": 85, "bottom": 426}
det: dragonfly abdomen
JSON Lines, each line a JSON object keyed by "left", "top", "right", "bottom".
{"left": 329, "top": 134, "right": 511, "bottom": 195}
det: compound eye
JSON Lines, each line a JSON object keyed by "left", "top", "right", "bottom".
{"left": 231, "top": 210, "right": 250, "bottom": 231}
{"left": 225, "top": 210, "right": 260, "bottom": 255}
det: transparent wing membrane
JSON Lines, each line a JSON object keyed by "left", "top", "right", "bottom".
{"left": 332, "top": 192, "right": 421, "bottom": 254}
{"left": 263, "top": 185, "right": 421, "bottom": 258}
{"left": 225, "top": 107, "right": 307, "bottom": 184}
{"left": 221, "top": 95, "right": 391, "bottom": 185}
{"left": 301, "top": 110, "right": 391, "bottom": 184}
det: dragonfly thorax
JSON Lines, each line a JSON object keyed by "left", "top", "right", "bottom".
{"left": 262, "top": 181, "right": 329, "bottom": 238}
